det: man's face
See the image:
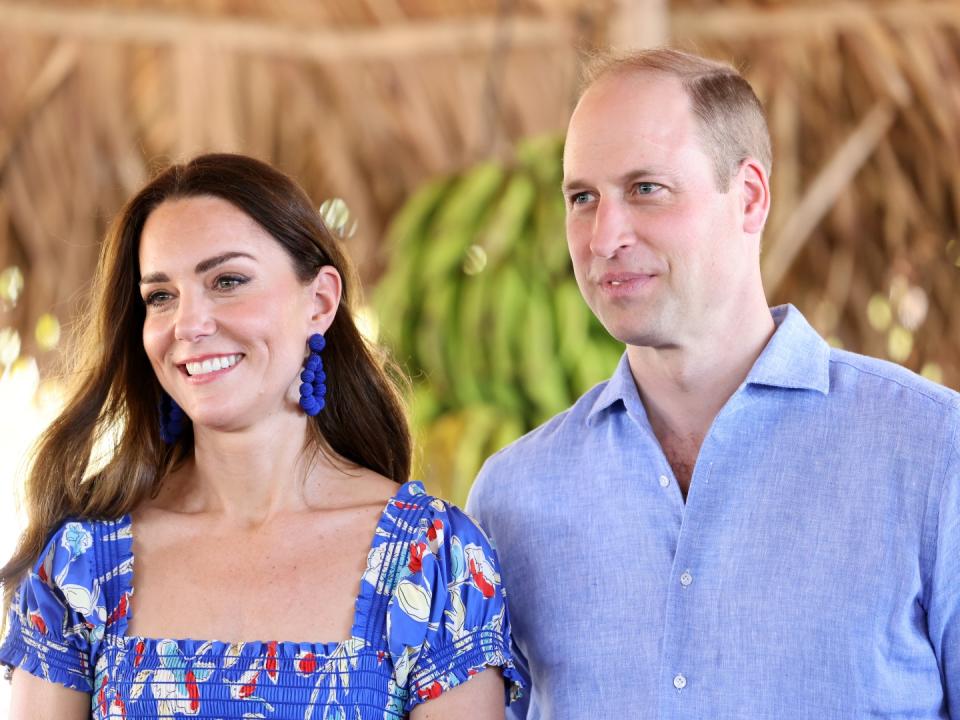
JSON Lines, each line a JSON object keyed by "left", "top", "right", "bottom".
{"left": 563, "top": 71, "right": 754, "bottom": 350}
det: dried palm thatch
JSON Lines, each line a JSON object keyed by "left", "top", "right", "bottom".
{"left": 0, "top": 0, "right": 588, "bottom": 367}
{"left": 0, "top": 0, "right": 958, "bottom": 390}
{"left": 673, "top": 0, "right": 960, "bottom": 385}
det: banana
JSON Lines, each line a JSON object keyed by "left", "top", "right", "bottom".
{"left": 554, "top": 278, "right": 590, "bottom": 375}
{"left": 375, "top": 136, "right": 610, "bottom": 496}
{"left": 521, "top": 283, "right": 571, "bottom": 423}
{"left": 384, "top": 175, "right": 453, "bottom": 254}
{"left": 490, "top": 264, "right": 526, "bottom": 387}
{"left": 480, "top": 172, "right": 537, "bottom": 267}
{"left": 451, "top": 270, "right": 493, "bottom": 406}
{"left": 419, "top": 163, "right": 505, "bottom": 283}
{"left": 451, "top": 405, "right": 501, "bottom": 505}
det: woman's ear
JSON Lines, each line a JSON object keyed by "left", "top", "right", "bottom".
{"left": 308, "top": 265, "right": 343, "bottom": 334}
{"left": 739, "top": 158, "right": 771, "bottom": 235}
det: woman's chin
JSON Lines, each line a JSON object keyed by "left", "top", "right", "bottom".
{"left": 189, "top": 406, "right": 308, "bottom": 439}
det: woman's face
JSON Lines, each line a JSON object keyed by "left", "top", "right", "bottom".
{"left": 138, "top": 195, "right": 339, "bottom": 432}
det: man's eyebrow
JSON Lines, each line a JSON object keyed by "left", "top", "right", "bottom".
{"left": 139, "top": 252, "right": 255, "bottom": 285}
{"left": 561, "top": 178, "right": 589, "bottom": 194}
{"left": 561, "top": 168, "right": 670, "bottom": 194}
{"left": 620, "top": 168, "right": 674, "bottom": 185}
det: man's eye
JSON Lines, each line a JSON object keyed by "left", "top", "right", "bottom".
{"left": 569, "top": 192, "right": 594, "bottom": 206}
{"left": 634, "top": 182, "right": 661, "bottom": 195}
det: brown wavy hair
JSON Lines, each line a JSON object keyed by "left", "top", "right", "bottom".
{"left": 1, "top": 153, "right": 412, "bottom": 609}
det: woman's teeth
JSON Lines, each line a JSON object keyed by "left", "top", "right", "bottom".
{"left": 185, "top": 354, "right": 242, "bottom": 377}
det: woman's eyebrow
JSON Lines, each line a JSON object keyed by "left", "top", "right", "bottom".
{"left": 194, "top": 251, "right": 255, "bottom": 274}
{"left": 140, "top": 251, "right": 256, "bottom": 285}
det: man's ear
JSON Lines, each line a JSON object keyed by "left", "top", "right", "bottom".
{"left": 308, "top": 265, "right": 343, "bottom": 334}
{"left": 739, "top": 158, "right": 771, "bottom": 235}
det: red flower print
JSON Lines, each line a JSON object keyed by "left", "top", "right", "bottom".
{"left": 426, "top": 519, "right": 445, "bottom": 553}
{"left": 297, "top": 652, "right": 317, "bottom": 675}
{"left": 408, "top": 541, "right": 427, "bottom": 573}
{"left": 239, "top": 670, "right": 260, "bottom": 699}
{"left": 469, "top": 559, "right": 496, "bottom": 599}
{"left": 28, "top": 611, "right": 47, "bottom": 635}
{"left": 134, "top": 640, "right": 145, "bottom": 668}
{"left": 97, "top": 673, "right": 110, "bottom": 715}
{"left": 186, "top": 670, "right": 200, "bottom": 711}
{"left": 417, "top": 681, "right": 443, "bottom": 700}
{"left": 106, "top": 592, "right": 129, "bottom": 626}
{"left": 266, "top": 641, "right": 278, "bottom": 682}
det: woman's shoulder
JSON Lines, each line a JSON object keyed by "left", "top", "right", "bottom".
{"left": 40, "top": 516, "right": 131, "bottom": 564}
{"left": 31, "top": 515, "right": 133, "bottom": 604}
{"left": 381, "top": 482, "right": 521, "bottom": 709}
{"left": 384, "top": 481, "right": 503, "bottom": 600}
{"left": 387, "top": 481, "right": 492, "bottom": 544}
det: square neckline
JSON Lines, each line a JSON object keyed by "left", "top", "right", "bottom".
{"left": 117, "top": 479, "right": 425, "bottom": 657}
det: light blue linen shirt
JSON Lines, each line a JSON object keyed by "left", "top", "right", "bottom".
{"left": 467, "top": 304, "right": 960, "bottom": 719}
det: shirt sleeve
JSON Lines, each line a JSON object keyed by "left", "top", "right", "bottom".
{"left": 386, "top": 500, "right": 524, "bottom": 712}
{"left": 929, "top": 406, "right": 960, "bottom": 714}
{"left": 0, "top": 521, "right": 102, "bottom": 692}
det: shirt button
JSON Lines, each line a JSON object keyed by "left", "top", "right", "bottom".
{"left": 673, "top": 673, "right": 687, "bottom": 690}
{"left": 680, "top": 571, "right": 693, "bottom": 587}
{"left": 658, "top": 475, "right": 670, "bottom": 488}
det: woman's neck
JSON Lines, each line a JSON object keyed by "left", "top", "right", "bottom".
{"left": 153, "top": 413, "right": 343, "bottom": 526}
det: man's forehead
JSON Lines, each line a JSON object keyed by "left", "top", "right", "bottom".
{"left": 570, "top": 71, "right": 690, "bottom": 130}
{"left": 563, "top": 73, "right": 694, "bottom": 173}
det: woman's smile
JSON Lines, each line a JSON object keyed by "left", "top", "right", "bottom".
{"left": 179, "top": 353, "right": 245, "bottom": 380}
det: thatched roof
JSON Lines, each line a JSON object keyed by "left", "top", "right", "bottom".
{"left": 1, "top": 0, "right": 958, "bottom": 385}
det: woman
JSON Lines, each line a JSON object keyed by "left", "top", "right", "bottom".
{"left": 0, "top": 154, "right": 521, "bottom": 719}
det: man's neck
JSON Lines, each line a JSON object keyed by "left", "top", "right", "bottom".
{"left": 627, "top": 303, "right": 776, "bottom": 496}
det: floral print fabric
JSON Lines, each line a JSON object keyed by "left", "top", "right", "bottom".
{"left": 0, "top": 481, "right": 522, "bottom": 718}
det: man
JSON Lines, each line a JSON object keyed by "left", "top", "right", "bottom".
{"left": 467, "top": 48, "right": 959, "bottom": 718}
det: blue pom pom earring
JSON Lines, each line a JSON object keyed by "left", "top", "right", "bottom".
{"left": 159, "top": 391, "right": 187, "bottom": 444}
{"left": 299, "top": 333, "right": 327, "bottom": 416}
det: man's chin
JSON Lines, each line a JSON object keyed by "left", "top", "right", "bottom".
{"left": 597, "top": 315, "right": 668, "bottom": 349}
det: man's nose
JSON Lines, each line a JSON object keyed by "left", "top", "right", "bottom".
{"left": 173, "top": 292, "right": 216, "bottom": 342}
{"left": 590, "top": 197, "right": 635, "bottom": 259}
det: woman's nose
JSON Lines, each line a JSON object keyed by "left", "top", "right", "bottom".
{"left": 173, "top": 293, "right": 216, "bottom": 342}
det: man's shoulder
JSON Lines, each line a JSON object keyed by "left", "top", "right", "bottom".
{"left": 492, "top": 381, "right": 609, "bottom": 462}
{"left": 469, "top": 380, "right": 612, "bottom": 502}
{"left": 827, "top": 347, "right": 960, "bottom": 412}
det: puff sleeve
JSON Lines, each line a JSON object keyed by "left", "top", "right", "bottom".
{"left": 0, "top": 521, "right": 104, "bottom": 692}
{"left": 386, "top": 498, "right": 524, "bottom": 712}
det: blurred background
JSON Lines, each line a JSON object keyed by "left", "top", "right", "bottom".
{"left": 0, "top": 2, "right": 958, "bottom": 701}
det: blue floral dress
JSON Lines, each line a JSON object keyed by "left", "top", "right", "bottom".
{"left": 0, "top": 481, "right": 522, "bottom": 718}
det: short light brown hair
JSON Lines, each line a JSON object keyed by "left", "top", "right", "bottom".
{"left": 582, "top": 48, "right": 772, "bottom": 190}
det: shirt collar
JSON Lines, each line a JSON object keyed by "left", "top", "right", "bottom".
{"left": 744, "top": 304, "right": 831, "bottom": 394}
{"left": 585, "top": 304, "right": 830, "bottom": 426}
{"left": 586, "top": 351, "right": 640, "bottom": 426}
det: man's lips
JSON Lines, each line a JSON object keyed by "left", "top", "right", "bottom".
{"left": 596, "top": 272, "right": 658, "bottom": 294}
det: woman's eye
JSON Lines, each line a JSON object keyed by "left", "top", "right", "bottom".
{"left": 144, "top": 291, "right": 172, "bottom": 307}
{"left": 214, "top": 275, "right": 247, "bottom": 291}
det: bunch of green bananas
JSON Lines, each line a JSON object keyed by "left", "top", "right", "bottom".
{"left": 374, "top": 136, "right": 623, "bottom": 504}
